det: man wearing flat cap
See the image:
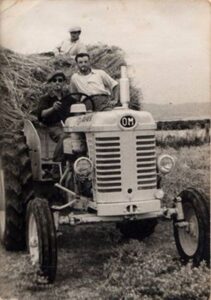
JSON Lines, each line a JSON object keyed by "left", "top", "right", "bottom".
{"left": 55, "top": 26, "right": 87, "bottom": 58}
{"left": 37, "top": 70, "right": 77, "bottom": 161}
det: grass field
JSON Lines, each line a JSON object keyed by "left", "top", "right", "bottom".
{"left": 0, "top": 145, "right": 210, "bottom": 300}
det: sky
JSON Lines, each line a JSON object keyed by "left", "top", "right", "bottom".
{"left": 0, "top": 0, "right": 210, "bottom": 105}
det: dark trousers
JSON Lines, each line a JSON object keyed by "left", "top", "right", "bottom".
{"left": 48, "top": 125, "right": 66, "bottom": 162}
{"left": 85, "top": 95, "right": 112, "bottom": 111}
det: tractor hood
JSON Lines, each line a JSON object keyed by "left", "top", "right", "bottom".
{"left": 64, "top": 107, "right": 156, "bottom": 132}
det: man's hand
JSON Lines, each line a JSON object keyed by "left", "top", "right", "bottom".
{"left": 53, "top": 101, "right": 62, "bottom": 111}
{"left": 41, "top": 101, "right": 62, "bottom": 121}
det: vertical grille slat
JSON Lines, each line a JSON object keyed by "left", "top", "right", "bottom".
{"left": 95, "top": 136, "right": 122, "bottom": 193}
{"left": 136, "top": 135, "right": 156, "bottom": 190}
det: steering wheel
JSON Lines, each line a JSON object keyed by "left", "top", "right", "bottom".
{"left": 70, "top": 93, "right": 95, "bottom": 111}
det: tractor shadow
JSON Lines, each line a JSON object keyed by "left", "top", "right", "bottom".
{"left": 56, "top": 223, "right": 121, "bottom": 282}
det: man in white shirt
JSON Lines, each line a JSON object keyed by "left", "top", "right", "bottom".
{"left": 56, "top": 26, "right": 87, "bottom": 58}
{"left": 71, "top": 53, "right": 119, "bottom": 111}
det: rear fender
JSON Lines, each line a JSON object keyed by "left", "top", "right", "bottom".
{"left": 24, "top": 120, "right": 42, "bottom": 180}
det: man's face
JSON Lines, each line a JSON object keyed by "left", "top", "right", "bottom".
{"left": 51, "top": 75, "right": 65, "bottom": 92}
{"left": 70, "top": 31, "right": 80, "bottom": 42}
{"left": 76, "top": 56, "right": 91, "bottom": 74}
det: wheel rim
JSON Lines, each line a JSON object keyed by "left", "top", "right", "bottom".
{"left": 178, "top": 203, "right": 199, "bottom": 256}
{"left": 0, "top": 164, "right": 6, "bottom": 240}
{"left": 28, "top": 213, "right": 39, "bottom": 266}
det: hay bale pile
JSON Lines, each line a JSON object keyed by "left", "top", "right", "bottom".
{"left": 0, "top": 44, "right": 141, "bottom": 132}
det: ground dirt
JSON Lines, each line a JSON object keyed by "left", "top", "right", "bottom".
{"left": 0, "top": 221, "right": 176, "bottom": 300}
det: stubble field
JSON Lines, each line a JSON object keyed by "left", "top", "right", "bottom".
{"left": 0, "top": 145, "right": 210, "bottom": 300}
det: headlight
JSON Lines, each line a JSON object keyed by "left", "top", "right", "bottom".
{"left": 157, "top": 154, "right": 175, "bottom": 174}
{"left": 73, "top": 157, "right": 93, "bottom": 177}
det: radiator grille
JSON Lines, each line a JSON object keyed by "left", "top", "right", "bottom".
{"left": 95, "top": 137, "right": 122, "bottom": 193}
{"left": 136, "top": 135, "right": 157, "bottom": 190}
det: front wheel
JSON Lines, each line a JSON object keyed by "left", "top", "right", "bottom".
{"left": 26, "top": 198, "right": 57, "bottom": 283}
{"left": 173, "top": 188, "right": 210, "bottom": 266}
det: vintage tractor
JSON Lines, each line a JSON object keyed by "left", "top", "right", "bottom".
{"left": 0, "top": 67, "right": 209, "bottom": 283}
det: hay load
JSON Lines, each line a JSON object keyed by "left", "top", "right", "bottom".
{"left": 0, "top": 44, "right": 141, "bottom": 132}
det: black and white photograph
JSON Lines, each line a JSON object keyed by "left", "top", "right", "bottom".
{"left": 0, "top": 0, "right": 210, "bottom": 299}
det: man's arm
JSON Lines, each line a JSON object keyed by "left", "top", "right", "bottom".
{"left": 54, "top": 42, "right": 63, "bottom": 55}
{"left": 99, "top": 70, "right": 119, "bottom": 105}
{"left": 41, "top": 102, "right": 62, "bottom": 119}
{"left": 100, "top": 70, "right": 118, "bottom": 92}
{"left": 54, "top": 39, "right": 69, "bottom": 55}
{"left": 37, "top": 95, "right": 62, "bottom": 124}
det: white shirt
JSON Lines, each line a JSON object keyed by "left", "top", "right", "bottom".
{"left": 56, "top": 39, "right": 87, "bottom": 56}
{"left": 71, "top": 69, "right": 118, "bottom": 96}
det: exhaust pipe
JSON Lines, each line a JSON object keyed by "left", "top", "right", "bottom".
{"left": 120, "top": 66, "right": 130, "bottom": 108}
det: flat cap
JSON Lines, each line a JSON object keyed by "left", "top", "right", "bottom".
{"left": 47, "top": 70, "right": 66, "bottom": 83}
{"left": 69, "top": 26, "right": 81, "bottom": 32}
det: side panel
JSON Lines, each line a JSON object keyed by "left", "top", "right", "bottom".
{"left": 86, "top": 132, "right": 97, "bottom": 199}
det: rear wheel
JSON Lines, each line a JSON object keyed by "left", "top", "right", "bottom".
{"left": 0, "top": 164, "right": 6, "bottom": 242}
{"left": 26, "top": 198, "right": 57, "bottom": 283}
{"left": 173, "top": 188, "right": 210, "bottom": 266}
{"left": 117, "top": 218, "right": 158, "bottom": 240}
{"left": 0, "top": 131, "right": 33, "bottom": 250}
